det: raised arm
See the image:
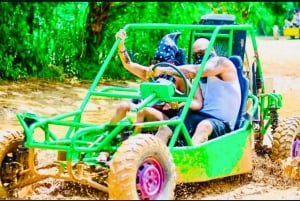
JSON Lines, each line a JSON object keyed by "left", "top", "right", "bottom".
{"left": 116, "top": 30, "right": 149, "bottom": 81}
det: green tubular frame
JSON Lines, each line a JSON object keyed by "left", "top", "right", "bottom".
{"left": 16, "top": 23, "right": 282, "bottom": 184}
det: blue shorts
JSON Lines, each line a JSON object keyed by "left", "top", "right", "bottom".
{"left": 175, "top": 111, "right": 231, "bottom": 146}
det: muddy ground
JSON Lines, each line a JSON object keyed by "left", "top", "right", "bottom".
{"left": 0, "top": 36, "right": 300, "bottom": 199}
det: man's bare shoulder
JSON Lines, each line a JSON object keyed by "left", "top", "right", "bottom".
{"left": 205, "top": 56, "right": 227, "bottom": 69}
{"left": 215, "top": 56, "right": 235, "bottom": 67}
{"left": 205, "top": 56, "right": 235, "bottom": 75}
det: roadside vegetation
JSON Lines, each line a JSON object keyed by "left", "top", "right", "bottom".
{"left": 0, "top": 2, "right": 298, "bottom": 81}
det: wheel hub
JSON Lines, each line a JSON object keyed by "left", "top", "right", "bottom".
{"left": 292, "top": 139, "right": 300, "bottom": 157}
{"left": 137, "top": 158, "right": 164, "bottom": 199}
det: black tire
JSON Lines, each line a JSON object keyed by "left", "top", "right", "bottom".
{"left": 271, "top": 117, "right": 300, "bottom": 161}
{"left": 0, "top": 129, "right": 25, "bottom": 198}
{"left": 107, "top": 134, "right": 176, "bottom": 200}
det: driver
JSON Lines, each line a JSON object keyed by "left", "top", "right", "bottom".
{"left": 97, "top": 29, "right": 188, "bottom": 162}
{"left": 152, "top": 38, "right": 242, "bottom": 146}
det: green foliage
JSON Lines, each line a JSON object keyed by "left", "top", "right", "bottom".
{"left": 0, "top": 2, "right": 297, "bottom": 81}
{"left": 0, "top": 2, "right": 89, "bottom": 80}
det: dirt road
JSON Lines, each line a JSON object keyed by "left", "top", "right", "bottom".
{"left": 0, "top": 36, "right": 300, "bottom": 199}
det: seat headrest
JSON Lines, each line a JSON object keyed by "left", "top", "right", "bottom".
{"left": 229, "top": 55, "right": 243, "bottom": 71}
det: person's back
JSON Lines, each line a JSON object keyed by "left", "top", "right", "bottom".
{"left": 200, "top": 70, "right": 241, "bottom": 131}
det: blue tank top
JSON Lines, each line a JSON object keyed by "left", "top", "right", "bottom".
{"left": 199, "top": 76, "right": 241, "bottom": 131}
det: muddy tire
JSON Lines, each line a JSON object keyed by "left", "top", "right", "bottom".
{"left": 271, "top": 117, "right": 300, "bottom": 161}
{"left": 107, "top": 134, "right": 176, "bottom": 200}
{"left": 0, "top": 129, "right": 25, "bottom": 198}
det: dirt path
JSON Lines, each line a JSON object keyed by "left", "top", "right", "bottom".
{"left": 0, "top": 36, "right": 300, "bottom": 199}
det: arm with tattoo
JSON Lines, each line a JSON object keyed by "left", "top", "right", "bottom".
{"left": 201, "top": 56, "right": 225, "bottom": 77}
{"left": 119, "top": 49, "right": 131, "bottom": 65}
{"left": 115, "top": 30, "right": 149, "bottom": 80}
{"left": 116, "top": 29, "right": 131, "bottom": 65}
{"left": 152, "top": 64, "right": 197, "bottom": 79}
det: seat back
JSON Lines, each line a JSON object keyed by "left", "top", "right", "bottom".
{"left": 229, "top": 55, "right": 250, "bottom": 130}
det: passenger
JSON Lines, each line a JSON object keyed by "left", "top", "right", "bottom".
{"left": 109, "top": 29, "right": 186, "bottom": 126}
{"left": 152, "top": 38, "right": 241, "bottom": 145}
{"left": 97, "top": 29, "right": 187, "bottom": 162}
{"left": 292, "top": 9, "right": 300, "bottom": 27}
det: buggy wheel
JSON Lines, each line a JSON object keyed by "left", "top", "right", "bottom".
{"left": 107, "top": 134, "right": 176, "bottom": 200}
{"left": 271, "top": 117, "right": 300, "bottom": 161}
{"left": 0, "top": 129, "right": 27, "bottom": 198}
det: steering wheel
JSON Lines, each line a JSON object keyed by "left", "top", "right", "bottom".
{"left": 150, "top": 62, "right": 189, "bottom": 97}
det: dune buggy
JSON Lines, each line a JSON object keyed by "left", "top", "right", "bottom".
{"left": 1, "top": 14, "right": 299, "bottom": 199}
{"left": 283, "top": 7, "right": 300, "bottom": 39}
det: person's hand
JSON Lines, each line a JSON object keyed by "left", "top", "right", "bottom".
{"left": 162, "top": 102, "right": 172, "bottom": 110}
{"left": 115, "top": 29, "right": 126, "bottom": 40}
{"left": 146, "top": 65, "right": 162, "bottom": 79}
{"left": 146, "top": 66, "right": 155, "bottom": 79}
{"left": 161, "top": 102, "right": 179, "bottom": 110}
{"left": 154, "top": 67, "right": 162, "bottom": 77}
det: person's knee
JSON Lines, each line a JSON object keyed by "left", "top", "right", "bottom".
{"left": 156, "top": 125, "right": 172, "bottom": 144}
{"left": 192, "top": 120, "right": 213, "bottom": 145}
{"left": 117, "top": 101, "right": 131, "bottom": 112}
{"left": 137, "top": 107, "right": 151, "bottom": 117}
{"left": 196, "top": 120, "right": 213, "bottom": 134}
